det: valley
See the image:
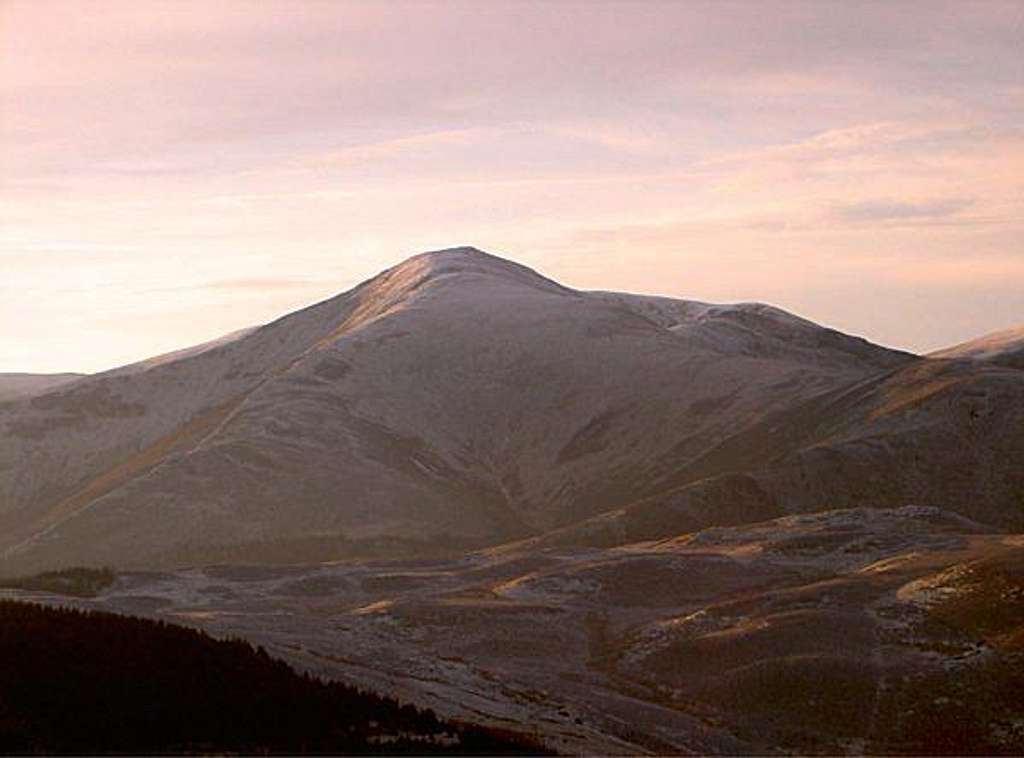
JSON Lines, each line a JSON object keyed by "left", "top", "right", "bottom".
{"left": 7, "top": 505, "right": 1023, "bottom": 754}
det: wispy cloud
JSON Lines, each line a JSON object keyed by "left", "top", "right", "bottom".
{"left": 833, "top": 197, "right": 974, "bottom": 224}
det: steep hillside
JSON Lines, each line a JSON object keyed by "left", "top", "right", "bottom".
{"left": 0, "top": 247, "right": 915, "bottom": 573}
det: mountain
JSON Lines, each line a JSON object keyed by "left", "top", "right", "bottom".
{"left": 0, "top": 372, "right": 85, "bottom": 402}
{"left": 1, "top": 246, "right": 1020, "bottom": 574}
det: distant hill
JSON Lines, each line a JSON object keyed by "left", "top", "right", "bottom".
{"left": 930, "top": 325, "right": 1024, "bottom": 370}
{"left": 0, "top": 372, "right": 84, "bottom": 402}
{"left": 0, "top": 599, "right": 541, "bottom": 755}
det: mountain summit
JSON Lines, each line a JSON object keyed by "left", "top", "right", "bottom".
{"left": 0, "top": 248, "right": 1021, "bottom": 573}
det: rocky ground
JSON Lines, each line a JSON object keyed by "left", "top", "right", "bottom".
{"left": 6, "top": 505, "right": 1023, "bottom": 755}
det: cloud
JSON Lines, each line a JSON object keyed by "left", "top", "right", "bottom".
{"left": 833, "top": 197, "right": 974, "bottom": 224}
{"left": 2, "top": 1, "right": 1023, "bottom": 371}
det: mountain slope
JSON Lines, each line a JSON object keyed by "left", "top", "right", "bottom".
{"left": 520, "top": 356, "right": 1024, "bottom": 550}
{"left": 0, "top": 247, "right": 922, "bottom": 573}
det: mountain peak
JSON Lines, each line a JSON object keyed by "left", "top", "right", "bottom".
{"left": 376, "top": 246, "right": 574, "bottom": 296}
{"left": 412, "top": 244, "right": 488, "bottom": 258}
{"left": 395, "top": 245, "right": 522, "bottom": 273}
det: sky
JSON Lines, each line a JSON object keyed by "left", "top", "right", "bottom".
{"left": 2, "top": 0, "right": 1022, "bottom": 373}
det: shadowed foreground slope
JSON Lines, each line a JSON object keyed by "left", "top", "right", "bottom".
{"left": 0, "top": 600, "right": 542, "bottom": 755}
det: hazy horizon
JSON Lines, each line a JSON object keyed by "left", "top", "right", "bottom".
{"left": 3, "top": 0, "right": 1022, "bottom": 373}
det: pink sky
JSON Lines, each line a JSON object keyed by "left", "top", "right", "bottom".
{"left": 2, "top": 0, "right": 1022, "bottom": 372}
